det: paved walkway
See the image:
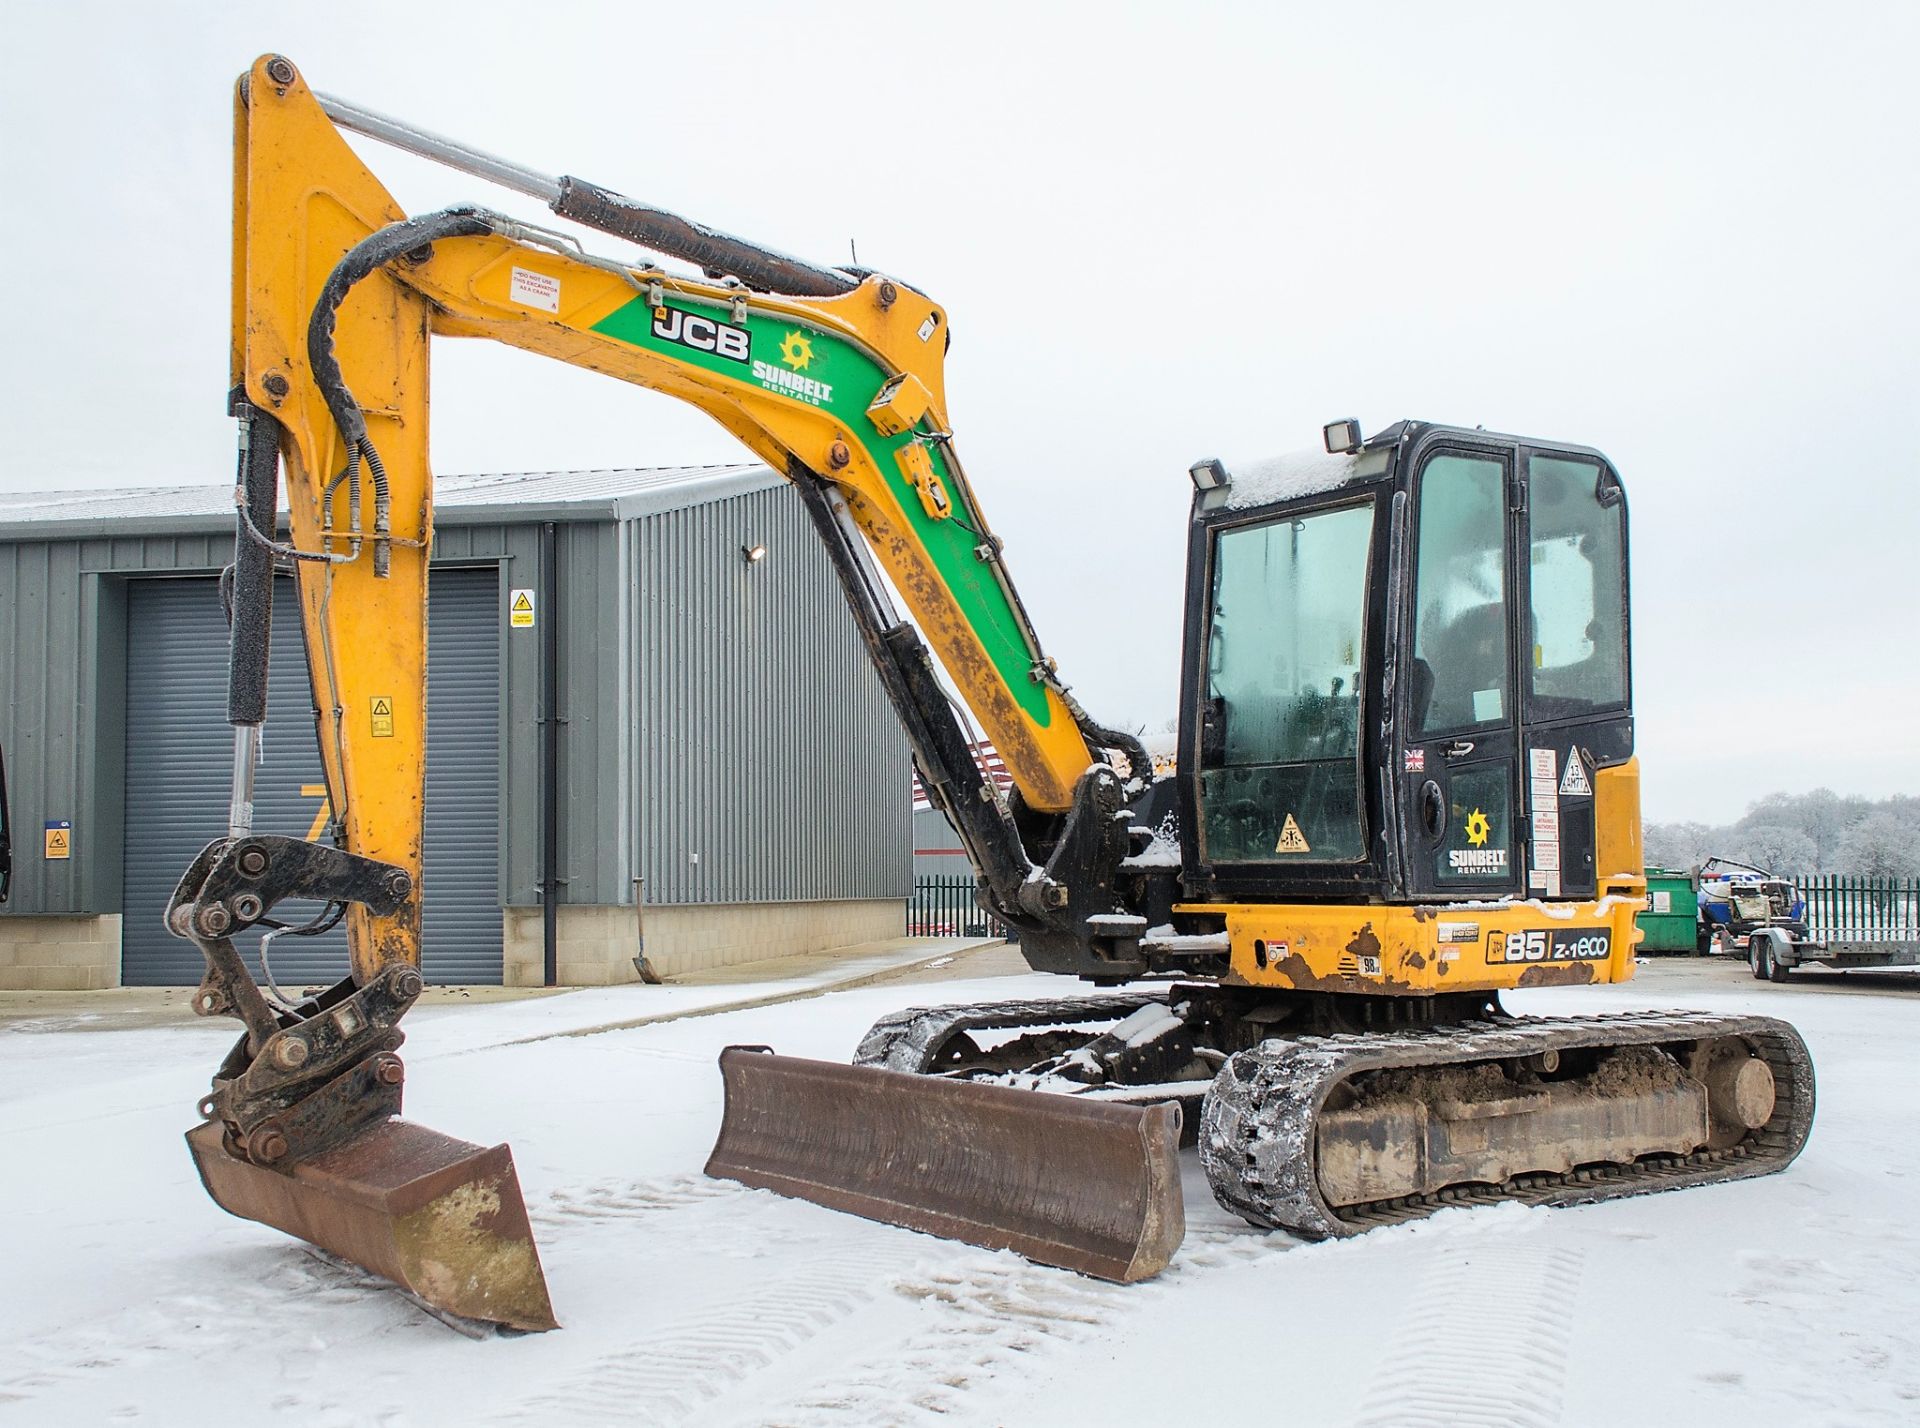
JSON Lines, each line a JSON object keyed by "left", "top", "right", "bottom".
{"left": 0, "top": 935, "right": 1012, "bottom": 1034}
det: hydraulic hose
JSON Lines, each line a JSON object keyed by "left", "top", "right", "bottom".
{"left": 305, "top": 206, "right": 496, "bottom": 573}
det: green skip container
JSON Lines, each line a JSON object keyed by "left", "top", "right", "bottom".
{"left": 1637, "top": 867, "right": 1700, "bottom": 953}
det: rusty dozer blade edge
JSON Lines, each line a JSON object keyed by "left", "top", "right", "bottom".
{"left": 704, "top": 1046, "right": 1185, "bottom": 1282}
{"left": 187, "top": 1118, "right": 558, "bottom": 1332}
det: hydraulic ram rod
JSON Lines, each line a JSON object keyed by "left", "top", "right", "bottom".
{"left": 313, "top": 89, "right": 857, "bottom": 296}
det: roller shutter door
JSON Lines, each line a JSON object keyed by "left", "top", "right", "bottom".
{"left": 121, "top": 567, "right": 502, "bottom": 984}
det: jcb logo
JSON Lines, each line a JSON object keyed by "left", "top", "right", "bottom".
{"left": 652, "top": 307, "right": 750, "bottom": 363}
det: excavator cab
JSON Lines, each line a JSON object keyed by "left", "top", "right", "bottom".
{"left": 1180, "top": 420, "right": 1633, "bottom": 912}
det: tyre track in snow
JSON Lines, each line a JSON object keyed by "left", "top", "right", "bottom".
{"left": 750, "top": 1220, "right": 1286, "bottom": 1427}
{"left": 1349, "top": 1237, "right": 1586, "bottom": 1428}
{"left": 498, "top": 1175, "right": 1288, "bottom": 1427}
{"left": 483, "top": 1247, "right": 922, "bottom": 1428}
{"left": 0, "top": 1251, "right": 423, "bottom": 1419}
{"left": 531, "top": 1172, "right": 747, "bottom": 1227}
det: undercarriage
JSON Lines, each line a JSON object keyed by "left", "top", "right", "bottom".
{"left": 851, "top": 988, "right": 1816, "bottom": 1239}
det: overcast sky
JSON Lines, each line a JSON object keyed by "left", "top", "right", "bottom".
{"left": 2, "top": 2, "right": 1914, "bottom": 823}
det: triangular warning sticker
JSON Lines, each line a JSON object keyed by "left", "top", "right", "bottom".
{"left": 1275, "top": 814, "right": 1311, "bottom": 854}
{"left": 511, "top": 592, "right": 533, "bottom": 612}
{"left": 1559, "top": 747, "right": 1592, "bottom": 797}
{"left": 372, "top": 697, "right": 393, "bottom": 716}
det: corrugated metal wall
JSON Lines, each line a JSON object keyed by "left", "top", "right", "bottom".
{"left": 0, "top": 531, "right": 232, "bottom": 916}
{"left": 1, "top": 483, "right": 910, "bottom": 935}
{"left": 634, "top": 484, "right": 912, "bottom": 904}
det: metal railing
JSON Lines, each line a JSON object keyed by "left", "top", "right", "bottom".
{"left": 909, "top": 876, "right": 1009, "bottom": 940}
{"left": 1797, "top": 876, "right": 1920, "bottom": 943}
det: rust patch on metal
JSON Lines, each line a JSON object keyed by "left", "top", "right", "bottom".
{"left": 1268, "top": 952, "right": 1420, "bottom": 997}
{"left": 187, "top": 1117, "right": 557, "bottom": 1331}
{"left": 1516, "top": 963, "right": 1598, "bottom": 987}
{"left": 707, "top": 1047, "right": 1183, "bottom": 1282}
{"left": 868, "top": 509, "right": 1072, "bottom": 811}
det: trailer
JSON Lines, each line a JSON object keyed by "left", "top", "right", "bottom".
{"left": 1746, "top": 877, "right": 1920, "bottom": 982}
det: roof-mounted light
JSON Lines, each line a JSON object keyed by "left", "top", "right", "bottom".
{"left": 1189, "top": 457, "right": 1231, "bottom": 492}
{"left": 1323, "top": 418, "right": 1363, "bottom": 455}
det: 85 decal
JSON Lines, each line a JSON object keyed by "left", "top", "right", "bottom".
{"left": 1485, "top": 928, "right": 1612, "bottom": 964}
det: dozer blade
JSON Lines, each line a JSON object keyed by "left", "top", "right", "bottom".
{"left": 187, "top": 1118, "right": 558, "bottom": 1331}
{"left": 705, "top": 1046, "right": 1185, "bottom": 1282}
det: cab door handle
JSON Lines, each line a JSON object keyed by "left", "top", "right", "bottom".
{"left": 1442, "top": 740, "right": 1476, "bottom": 760}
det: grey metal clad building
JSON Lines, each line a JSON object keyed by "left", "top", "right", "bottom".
{"left": 0, "top": 465, "right": 911, "bottom": 990}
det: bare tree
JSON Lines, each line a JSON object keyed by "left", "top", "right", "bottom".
{"left": 1644, "top": 821, "right": 1716, "bottom": 871}
{"left": 1728, "top": 824, "right": 1818, "bottom": 876}
{"left": 1833, "top": 813, "right": 1920, "bottom": 880}
{"left": 1737, "top": 787, "right": 1869, "bottom": 871}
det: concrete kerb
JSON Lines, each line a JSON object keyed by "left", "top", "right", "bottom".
{"left": 483, "top": 936, "right": 1006, "bottom": 1051}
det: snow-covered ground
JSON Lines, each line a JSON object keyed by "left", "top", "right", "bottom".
{"left": 3, "top": 956, "right": 1917, "bottom": 1426}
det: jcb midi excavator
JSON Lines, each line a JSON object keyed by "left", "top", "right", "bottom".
{"left": 178, "top": 56, "right": 1813, "bottom": 1330}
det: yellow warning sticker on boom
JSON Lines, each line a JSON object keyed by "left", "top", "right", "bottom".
{"left": 1275, "top": 814, "right": 1311, "bottom": 854}
{"left": 371, "top": 696, "right": 395, "bottom": 738}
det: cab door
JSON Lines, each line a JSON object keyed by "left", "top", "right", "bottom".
{"left": 1397, "top": 442, "right": 1634, "bottom": 902}
{"left": 1514, "top": 449, "right": 1633, "bottom": 901}
{"left": 1399, "top": 446, "right": 1525, "bottom": 899}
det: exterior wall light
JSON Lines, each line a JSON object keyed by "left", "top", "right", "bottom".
{"left": 741, "top": 543, "right": 768, "bottom": 564}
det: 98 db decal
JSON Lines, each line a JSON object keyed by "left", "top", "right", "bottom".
{"left": 1485, "top": 928, "right": 1612, "bottom": 964}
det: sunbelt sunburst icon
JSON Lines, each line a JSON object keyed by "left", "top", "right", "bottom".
{"left": 779, "top": 330, "right": 815, "bottom": 370}
{"left": 1465, "top": 808, "right": 1492, "bottom": 847}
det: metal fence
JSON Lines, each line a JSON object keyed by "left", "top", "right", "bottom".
{"left": 1797, "top": 876, "right": 1920, "bottom": 942}
{"left": 909, "top": 876, "right": 1009, "bottom": 939}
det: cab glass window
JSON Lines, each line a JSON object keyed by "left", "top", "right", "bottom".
{"left": 1412, "top": 454, "right": 1509, "bottom": 735}
{"left": 1527, "top": 455, "right": 1628, "bottom": 717}
{"left": 1198, "top": 501, "right": 1373, "bottom": 863}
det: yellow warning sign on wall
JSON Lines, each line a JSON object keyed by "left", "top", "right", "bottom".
{"left": 44, "top": 821, "right": 71, "bottom": 859}
{"left": 1274, "top": 813, "right": 1311, "bottom": 855}
{"left": 371, "top": 696, "right": 395, "bottom": 738}
{"left": 509, "top": 588, "right": 536, "bottom": 629}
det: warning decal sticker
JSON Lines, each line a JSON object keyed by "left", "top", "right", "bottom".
{"left": 1274, "top": 814, "right": 1312, "bottom": 855}
{"left": 1559, "top": 747, "right": 1592, "bottom": 797}
{"left": 509, "top": 589, "right": 536, "bottom": 629}
{"left": 509, "top": 266, "right": 561, "bottom": 313}
{"left": 371, "top": 696, "right": 395, "bottom": 738}
{"left": 44, "top": 821, "right": 71, "bottom": 860}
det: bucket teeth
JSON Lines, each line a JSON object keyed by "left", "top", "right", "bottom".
{"left": 187, "top": 1118, "right": 558, "bottom": 1331}
{"left": 705, "top": 1046, "right": 1185, "bottom": 1282}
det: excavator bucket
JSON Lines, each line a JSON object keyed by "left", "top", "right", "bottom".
{"left": 187, "top": 1118, "right": 557, "bottom": 1331}
{"left": 705, "top": 1047, "right": 1185, "bottom": 1282}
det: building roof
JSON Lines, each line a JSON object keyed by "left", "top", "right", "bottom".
{"left": 0, "top": 463, "right": 784, "bottom": 541}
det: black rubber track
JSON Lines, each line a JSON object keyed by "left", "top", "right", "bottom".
{"left": 1199, "top": 1009, "right": 1815, "bottom": 1238}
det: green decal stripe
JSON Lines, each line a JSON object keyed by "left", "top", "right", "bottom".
{"left": 592, "top": 296, "right": 1050, "bottom": 725}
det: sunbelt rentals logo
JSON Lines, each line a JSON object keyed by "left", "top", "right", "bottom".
{"left": 1448, "top": 806, "right": 1509, "bottom": 873}
{"left": 751, "top": 328, "right": 835, "bottom": 407}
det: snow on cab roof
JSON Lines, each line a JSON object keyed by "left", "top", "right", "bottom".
{"left": 1215, "top": 448, "right": 1366, "bottom": 511}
